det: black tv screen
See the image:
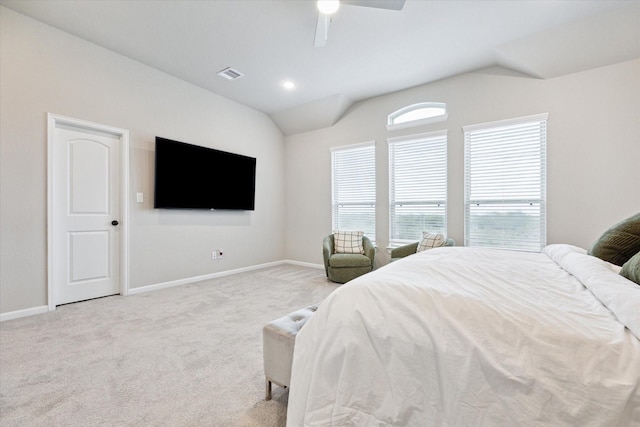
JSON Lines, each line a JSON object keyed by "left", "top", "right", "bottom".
{"left": 154, "top": 137, "right": 256, "bottom": 210}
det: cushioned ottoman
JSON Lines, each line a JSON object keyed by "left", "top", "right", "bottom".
{"left": 262, "top": 303, "right": 319, "bottom": 400}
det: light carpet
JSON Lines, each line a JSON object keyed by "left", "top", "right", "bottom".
{"left": 0, "top": 264, "right": 338, "bottom": 426}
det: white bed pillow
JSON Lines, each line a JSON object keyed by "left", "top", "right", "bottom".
{"left": 333, "top": 230, "right": 365, "bottom": 254}
{"left": 416, "top": 232, "right": 445, "bottom": 252}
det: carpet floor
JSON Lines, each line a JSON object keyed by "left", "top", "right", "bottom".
{"left": 0, "top": 264, "right": 338, "bottom": 426}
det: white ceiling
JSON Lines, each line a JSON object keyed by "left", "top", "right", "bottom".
{"left": 2, "top": 0, "right": 639, "bottom": 135}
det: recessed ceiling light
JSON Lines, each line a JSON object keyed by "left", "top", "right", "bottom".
{"left": 282, "top": 81, "right": 296, "bottom": 90}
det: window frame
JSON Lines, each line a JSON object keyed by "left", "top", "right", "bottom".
{"left": 388, "top": 130, "right": 448, "bottom": 247}
{"left": 463, "top": 113, "right": 548, "bottom": 252}
{"left": 330, "top": 141, "right": 376, "bottom": 243}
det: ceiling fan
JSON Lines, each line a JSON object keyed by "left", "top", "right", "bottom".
{"left": 314, "top": 0, "right": 407, "bottom": 47}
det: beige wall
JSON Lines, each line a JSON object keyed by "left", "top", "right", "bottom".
{"left": 2, "top": 5, "right": 639, "bottom": 316}
{"left": 0, "top": 7, "right": 286, "bottom": 313}
{"left": 284, "top": 62, "right": 640, "bottom": 266}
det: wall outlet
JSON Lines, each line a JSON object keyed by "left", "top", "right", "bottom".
{"left": 216, "top": 249, "right": 223, "bottom": 259}
{"left": 212, "top": 249, "right": 223, "bottom": 260}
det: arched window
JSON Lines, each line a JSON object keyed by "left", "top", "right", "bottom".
{"left": 387, "top": 102, "right": 447, "bottom": 131}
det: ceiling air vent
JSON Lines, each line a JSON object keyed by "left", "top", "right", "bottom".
{"left": 217, "top": 67, "right": 244, "bottom": 81}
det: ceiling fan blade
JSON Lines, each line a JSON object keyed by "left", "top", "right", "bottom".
{"left": 314, "top": 13, "right": 330, "bottom": 47}
{"left": 342, "top": 0, "right": 406, "bottom": 10}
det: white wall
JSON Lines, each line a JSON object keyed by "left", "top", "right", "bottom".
{"left": 284, "top": 62, "right": 640, "bottom": 265}
{"left": 0, "top": 7, "right": 286, "bottom": 314}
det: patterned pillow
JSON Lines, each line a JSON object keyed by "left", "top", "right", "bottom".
{"left": 588, "top": 212, "right": 640, "bottom": 266}
{"left": 416, "top": 232, "right": 446, "bottom": 252}
{"left": 620, "top": 251, "right": 640, "bottom": 286}
{"left": 333, "top": 230, "right": 365, "bottom": 254}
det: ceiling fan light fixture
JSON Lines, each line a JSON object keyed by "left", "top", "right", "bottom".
{"left": 317, "top": 0, "right": 340, "bottom": 15}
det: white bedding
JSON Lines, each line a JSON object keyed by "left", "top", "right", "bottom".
{"left": 287, "top": 245, "right": 640, "bottom": 426}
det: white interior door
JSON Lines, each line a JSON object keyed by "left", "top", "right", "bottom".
{"left": 51, "top": 122, "right": 123, "bottom": 305}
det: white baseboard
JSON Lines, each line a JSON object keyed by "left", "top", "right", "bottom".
{"left": 128, "top": 260, "right": 287, "bottom": 295}
{"left": 0, "top": 305, "right": 49, "bottom": 322}
{"left": 1, "top": 260, "right": 325, "bottom": 321}
{"left": 283, "top": 259, "right": 324, "bottom": 270}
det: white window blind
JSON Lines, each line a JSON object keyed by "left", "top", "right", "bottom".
{"left": 331, "top": 142, "right": 376, "bottom": 242}
{"left": 389, "top": 131, "right": 447, "bottom": 245}
{"left": 463, "top": 114, "right": 547, "bottom": 252}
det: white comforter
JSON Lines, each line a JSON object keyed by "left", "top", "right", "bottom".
{"left": 287, "top": 245, "right": 640, "bottom": 426}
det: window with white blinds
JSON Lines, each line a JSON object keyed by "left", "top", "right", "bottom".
{"left": 331, "top": 142, "right": 376, "bottom": 242}
{"left": 463, "top": 113, "right": 548, "bottom": 252}
{"left": 388, "top": 131, "right": 447, "bottom": 245}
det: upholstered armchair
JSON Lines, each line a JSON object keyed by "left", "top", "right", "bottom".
{"left": 390, "top": 237, "right": 455, "bottom": 262}
{"left": 323, "top": 234, "right": 375, "bottom": 284}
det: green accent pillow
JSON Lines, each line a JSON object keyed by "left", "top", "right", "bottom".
{"left": 620, "top": 251, "right": 640, "bottom": 285}
{"left": 588, "top": 212, "right": 640, "bottom": 266}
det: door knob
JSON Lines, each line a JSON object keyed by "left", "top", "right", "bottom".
{"left": 111, "top": 220, "right": 119, "bottom": 226}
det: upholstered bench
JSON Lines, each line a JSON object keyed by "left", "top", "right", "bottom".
{"left": 262, "top": 303, "right": 319, "bottom": 400}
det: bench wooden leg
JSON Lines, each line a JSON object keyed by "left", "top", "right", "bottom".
{"left": 265, "top": 379, "right": 272, "bottom": 401}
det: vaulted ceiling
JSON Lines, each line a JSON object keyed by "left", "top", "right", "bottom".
{"left": 2, "top": 0, "right": 639, "bottom": 135}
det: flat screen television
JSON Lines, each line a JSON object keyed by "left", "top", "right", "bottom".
{"left": 154, "top": 137, "right": 256, "bottom": 210}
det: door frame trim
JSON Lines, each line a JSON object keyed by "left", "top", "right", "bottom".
{"left": 47, "top": 113, "right": 130, "bottom": 311}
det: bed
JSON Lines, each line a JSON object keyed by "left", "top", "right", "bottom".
{"left": 287, "top": 244, "right": 640, "bottom": 426}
